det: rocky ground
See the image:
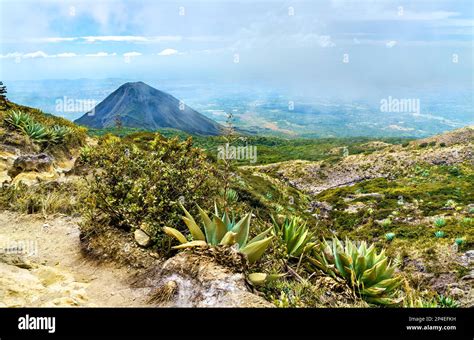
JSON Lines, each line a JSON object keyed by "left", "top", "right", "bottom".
{"left": 0, "top": 211, "right": 272, "bottom": 307}
{"left": 0, "top": 211, "right": 153, "bottom": 307}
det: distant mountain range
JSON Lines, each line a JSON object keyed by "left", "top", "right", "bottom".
{"left": 74, "top": 82, "right": 222, "bottom": 135}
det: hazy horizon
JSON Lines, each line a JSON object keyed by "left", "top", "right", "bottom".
{"left": 1, "top": 0, "right": 473, "bottom": 137}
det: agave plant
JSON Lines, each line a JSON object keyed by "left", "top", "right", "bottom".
{"left": 308, "top": 237, "right": 402, "bottom": 305}
{"left": 381, "top": 218, "right": 391, "bottom": 228}
{"left": 385, "top": 232, "right": 396, "bottom": 241}
{"left": 437, "top": 294, "right": 459, "bottom": 308}
{"left": 435, "top": 230, "right": 445, "bottom": 238}
{"left": 225, "top": 188, "right": 238, "bottom": 204}
{"left": 47, "top": 125, "right": 71, "bottom": 144}
{"left": 21, "top": 120, "right": 50, "bottom": 143}
{"left": 4, "top": 110, "right": 33, "bottom": 130}
{"left": 434, "top": 217, "right": 446, "bottom": 228}
{"left": 455, "top": 238, "right": 464, "bottom": 246}
{"left": 272, "top": 215, "right": 315, "bottom": 257}
{"left": 164, "top": 204, "right": 273, "bottom": 264}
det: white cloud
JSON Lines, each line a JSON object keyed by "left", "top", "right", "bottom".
{"left": 123, "top": 51, "right": 142, "bottom": 57}
{"left": 0, "top": 52, "right": 22, "bottom": 59}
{"left": 82, "top": 35, "right": 182, "bottom": 43}
{"left": 85, "top": 52, "right": 116, "bottom": 57}
{"left": 22, "top": 51, "right": 48, "bottom": 59}
{"left": 318, "top": 35, "right": 336, "bottom": 48}
{"left": 56, "top": 52, "right": 78, "bottom": 58}
{"left": 157, "top": 48, "right": 178, "bottom": 56}
{"left": 386, "top": 40, "right": 397, "bottom": 48}
{"left": 83, "top": 35, "right": 148, "bottom": 43}
{"left": 32, "top": 37, "right": 78, "bottom": 43}
{"left": 0, "top": 51, "right": 80, "bottom": 59}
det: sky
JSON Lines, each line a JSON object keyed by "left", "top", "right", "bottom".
{"left": 0, "top": 0, "right": 473, "bottom": 100}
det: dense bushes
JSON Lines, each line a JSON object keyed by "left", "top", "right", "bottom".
{"left": 81, "top": 134, "right": 219, "bottom": 240}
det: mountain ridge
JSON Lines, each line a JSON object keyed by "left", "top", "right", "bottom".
{"left": 75, "top": 81, "right": 222, "bottom": 135}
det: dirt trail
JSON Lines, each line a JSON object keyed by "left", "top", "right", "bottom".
{"left": 0, "top": 211, "right": 152, "bottom": 307}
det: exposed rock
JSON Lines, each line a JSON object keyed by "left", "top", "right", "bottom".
{"left": 0, "top": 171, "right": 11, "bottom": 184}
{"left": 0, "top": 128, "right": 39, "bottom": 153}
{"left": 141, "top": 251, "right": 272, "bottom": 307}
{"left": 460, "top": 250, "right": 474, "bottom": 267}
{"left": 0, "top": 254, "right": 89, "bottom": 307}
{"left": 9, "top": 153, "right": 53, "bottom": 177}
{"left": 344, "top": 202, "right": 367, "bottom": 214}
{"left": 134, "top": 229, "right": 152, "bottom": 248}
{"left": 0, "top": 150, "right": 16, "bottom": 171}
{"left": 448, "top": 287, "right": 465, "bottom": 299}
{"left": 308, "top": 201, "right": 333, "bottom": 218}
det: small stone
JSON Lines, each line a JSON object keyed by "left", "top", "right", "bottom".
{"left": 134, "top": 229, "right": 152, "bottom": 248}
{"left": 448, "top": 288, "right": 464, "bottom": 299}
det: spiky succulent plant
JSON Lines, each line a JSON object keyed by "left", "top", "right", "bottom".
{"left": 164, "top": 204, "right": 273, "bottom": 264}
{"left": 435, "top": 230, "right": 445, "bottom": 238}
{"left": 437, "top": 294, "right": 459, "bottom": 308}
{"left": 385, "top": 232, "right": 396, "bottom": 241}
{"left": 4, "top": 110, "right": 71, "bottom": 144}
{"left": 225, "top": 189, "right": 238, "bottom": 204}
{"left": 21, "top": 120, "right": 50, "bottom": 143}
{"left": 272, "top": 215, "right": 315, "bottom": 257}
{"left": 48, "top": 125, "right": 71, "bottom": 144}
{"left": 308, "top": 237, "right": 402, "bottom": 305}
{"left": 434, "top": 217, "right": 446, "bottom": 228}
{"left": 4, "top": 110, "right": 33, "bottom": 129}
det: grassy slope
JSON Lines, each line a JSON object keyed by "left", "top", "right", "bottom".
{"left": 87, "top": 127, "right": 411, "bottom": 165}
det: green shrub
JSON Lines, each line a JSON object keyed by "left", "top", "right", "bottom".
{"left": 82, "top": 135, "right": 219, "bottom": 240}
{"left": 308, "top": 237, "right": 402, "bottom": 305}
{"left": 434, "top": 230, "right": 445, "bottom": 238}
{"left": 381, "top": 218, "right": 392, "bottom": 228}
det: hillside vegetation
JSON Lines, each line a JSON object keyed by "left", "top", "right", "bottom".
{"left": 0, "top": 102, "right": 472, "bottom": 308}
